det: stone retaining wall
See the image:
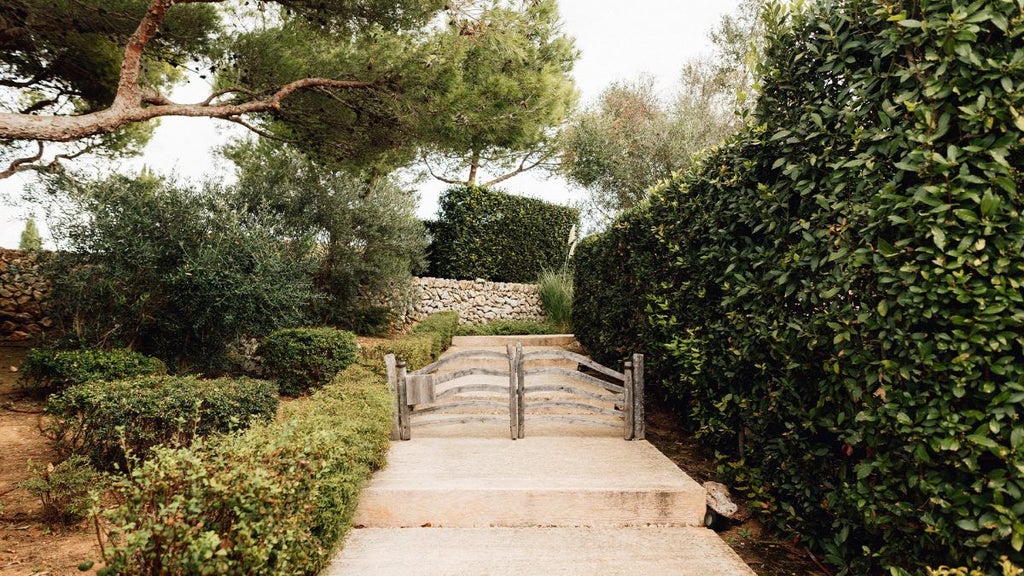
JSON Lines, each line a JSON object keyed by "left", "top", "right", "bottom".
{"left": 0, "top": 249, "right": 53, "bottom": 344}
{"left": 403, "top": 277, "right": 545, "bottom": 326}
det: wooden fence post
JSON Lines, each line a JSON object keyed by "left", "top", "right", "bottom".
{"left": 398, "top": 361, "right": 411, "bottom": 441}
{"left": 516, "top": 342, "right": 525, "bottom": 439}
{"left": 507, "top": 343, "right": 518, "bottom": 440}
{"left": 623, "top": 361, "right": 634, "bottom": 440}
{"left": 385, "top": 354, "right": 401, "bottom": 441}
{"left": 632, "top": 353, "right": 645, "bottom": 440}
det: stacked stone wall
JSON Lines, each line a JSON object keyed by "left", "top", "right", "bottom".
{"left": 0, "top": 249, "right": 53, "bottom": 344}
{"left": 404, "top": 277, "right": 545, "bottom": 326}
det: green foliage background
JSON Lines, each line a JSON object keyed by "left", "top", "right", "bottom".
{"left": 427, "top": 186, "right": 578, "bottom": 283}
{"left": 573, "top": 0, "right": 1024, "bottom": 572}
{"left": 259, "top": 327, "right": 359, "bottom": 396}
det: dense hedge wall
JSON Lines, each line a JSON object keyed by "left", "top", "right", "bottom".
{"left": 427, "top": 186, "right": 579, "bottom": 283}
{"left": 574, "top": 0, "right": 1024, "bottom": 573}
{"left": 98, "top": 366, "right": 391, "bottom": 575}
{"left": 47, "top": 375, "right": 278, "bottom": 470}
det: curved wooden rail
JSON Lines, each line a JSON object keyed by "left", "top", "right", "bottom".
{"left": 523, "top": 367, "right": 625, "bottom": 394}
{"left": 415, "top": 350, "right": 511, "bottom": 375}
{"left": 521, "top": 350, "right": 625, "bottom": 382}
{"left": 436, "top": 383, "right": 511, "bottom": 401}
{"left": 523, "top": 383, "right": 622, "bottom": 404}
{"left": 411, "top": 400, "right": 509, "bottom": 415}
{"left": 525, "top": 401, "right": 621, "bottom": 418}
{"left": 434, "top": 368, "right": 510, "bottom": 386}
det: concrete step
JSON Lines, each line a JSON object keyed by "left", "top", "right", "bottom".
{"left": 325, "top": 526, "right": 755, "bottom": 576}
{"left": 451, "top": 334, "right": 577, "bottom": 348}
{"left": 353, "top": 437, "right": 706, "bottom": 528}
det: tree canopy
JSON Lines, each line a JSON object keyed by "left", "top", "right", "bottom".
{"left": 0, "top": 0, "right": 578, "bottom": 180}
{"left": 557, "top": 0, "right": 762, "bottom": 222}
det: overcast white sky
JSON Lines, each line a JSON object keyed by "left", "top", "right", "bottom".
{"left": 0, "top": 0, "right": 739, "bottom": 248}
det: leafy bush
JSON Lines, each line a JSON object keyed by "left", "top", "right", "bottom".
{"left": 573, "top": 0, "right": 1024, "bottom": 572}
{"left": 43, "top": 174, "right": 319, "bottom": 370}
{"left": 409, "top": 311, "right": 459, "bottom": 358}
{"left": 20, "top": 456, "right": 99, "bottom": 526}
{"left": 98, "top": 365, "right": 392, "bottom": 575}
{"left": 456, "top": 319, "right": 564, "bottom": 336}
{"left": 427, "top": 186, "right": 579, "bottom": 283}
{"left": 19, "top": 348, "right": 166, "bottom": 395}
{"left": 46, "top": 376, "right": 278, "bottom": 470}
{"left": 537, "top": 269, "right": 573, "bottom": 330}
{"left": 571, "top": 212, "right": 658, "bottom": 371}
{"left": 357, "top": 334, "right": 436, "bottom": 375}
{"left": 259, "top": 328, "right": 359, "bottom": 396}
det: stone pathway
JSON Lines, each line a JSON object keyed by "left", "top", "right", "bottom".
{"left": 324, "top": 336, "right": 755, "bottom": 576}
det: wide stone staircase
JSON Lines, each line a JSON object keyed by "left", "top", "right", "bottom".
{"left": 324, "top": 335, "right": 754, "bottom": 576}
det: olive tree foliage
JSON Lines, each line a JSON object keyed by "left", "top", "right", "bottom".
{"left": 557, "top": 0, "right": 763, "bottom": 222}
{"left": 40, "top": 172, "right": 319, "bottom": 370}
{"left": 224, "top": 140, "right": 427, "bottom": 330}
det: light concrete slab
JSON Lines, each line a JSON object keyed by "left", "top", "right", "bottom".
{"left": 325, "top": 527, "right": 756, "bottom": 576}
{"left": 451, "top": 334, "right": 577, "bottom": 348}
{"left": 353, "top": 437, "right": 706, "bottom": 528}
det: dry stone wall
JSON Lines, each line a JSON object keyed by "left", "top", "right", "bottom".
{"left": 404, "top": 277, "right": 545, "bottom": 325}
{"left": 0, "top": 249, "right": 53, "bottom": 344}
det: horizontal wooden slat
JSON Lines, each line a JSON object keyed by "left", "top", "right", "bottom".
{"left": 523, "top": 367, "right": 625, "bottom": 394}
{"left": 411, "top": 415, "right": 509, "bottom": 428}
{"left": 414, "top": 350, "right": 511, "bottom": 375}
{"left": 526, "top": 401, "right": 622, "bottom": 418}
{"left": 436, "top": 383, "right": 510, "bottom": 401}
{"left": 434, "top": 368, "right": 510, "bottom": 385}
{"left": 521, "top": 350, "right": 625, "bottom": 382}
{"left": 522, "top": 383, "right": 622, "bottom": 404}
{"left": 411, "top": 400, "right": 509, "bottom": 415}
{"left": 524, "top": 415, "right": 622, "bottom": 429}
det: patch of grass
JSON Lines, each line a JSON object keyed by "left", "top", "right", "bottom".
{"left": 537, "top": 268, "right": 573, "bottom": 330}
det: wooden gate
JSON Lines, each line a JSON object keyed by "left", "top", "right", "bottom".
{"left": 386, "top": 344, "right": 644, "bottom": 440}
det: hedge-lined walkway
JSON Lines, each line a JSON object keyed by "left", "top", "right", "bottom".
{"left": 326, "top": 336, "right": 754, "bottom": 575}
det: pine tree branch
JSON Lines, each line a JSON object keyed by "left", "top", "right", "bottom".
{"left": 0, "top": 141, "right": 44, "bottom": 179}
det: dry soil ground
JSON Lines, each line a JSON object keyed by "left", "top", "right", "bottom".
{"left": 0, "top": 346, "right": 102, "bottom": 576}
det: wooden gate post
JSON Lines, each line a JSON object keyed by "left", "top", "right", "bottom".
{"left": 397, "top": 361, "right": 411, "bottom": 441}
{"left": 632, "top": 353, "right": 645, "bottom": 440}
{"left": 623, "top": 361, "right": 634, "bottom": 440}
{"left": 507, "top": 343, "right": 518, "bottom": 440}
{"left": 385, "top": 354, "right": 401, "bottom": 441}
{"left": 516, "top": 342, "right": 525, "bottom": 439}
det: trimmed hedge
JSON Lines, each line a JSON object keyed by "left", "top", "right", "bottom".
{"left": 19, "top": 348, "right": 166, "bottom": 395}
{"left": 259, "top": 328, "right": 359, "bottom": 396}
{"left": 46, "top": 375, "right": 278, "bottom": 471}
{"left": 456, "top": 319, "right": 563, "bottom": 337}
{"left": 573, "top": 0, "right": 1024, "bottom": 573}
{"left": 427, "top": 186, "right": 579, "bottom": 283}
{"left": 409, "top": 311, "right": 459, "bottom": 359}
{"left": 97, "top": 364, "right": 392, "bottom": 575}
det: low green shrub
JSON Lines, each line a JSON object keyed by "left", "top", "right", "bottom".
{"left": 98, "top": 365, "right": 392, "bottom": 575}
{"left": 537, "top": 269, "right": 573, "bottom": 330}
{"left": 20, "top": 456, "right": 100, "bottom": 526}
{"left": 19, "top": 348, "right": 166, "bottom": 395}
{"left": 46, "top": 376, "right": 278, "bottom": 471}
{"left": 259, "top": 328, "right": 359, "bottom": 396}
{"left": 357, "top": 334, "right": 435, "bottom": 376}
{"left": 456, "top": 320, "right": 563, "bottom": 336}
{"left": 409, "top": 311, "right": 459, "bottom": 358}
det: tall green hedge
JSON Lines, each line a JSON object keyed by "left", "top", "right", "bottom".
{"left": 427, "top": 186, "right": 579, "bottom": 283}
{"left": 574, "top": 0, "right": 1024, "bottom": 573}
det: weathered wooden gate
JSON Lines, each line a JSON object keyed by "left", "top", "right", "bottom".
{"left": 386, "top": 343, "right": 644, "bottom": 440}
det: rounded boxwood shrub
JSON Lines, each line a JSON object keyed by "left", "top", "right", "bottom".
{"left": 19, "top": 348, "right": 166, "bottom": 395}
{"left": 259, "top": 328, "right": 358, "bottom": 396}
{"left": 46, "top": 375, "right": 278, "bottom": 471}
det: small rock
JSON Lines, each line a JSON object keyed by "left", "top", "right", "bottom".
{"left": 703, "top": 481, "right": 739, "bottom": 519}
